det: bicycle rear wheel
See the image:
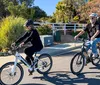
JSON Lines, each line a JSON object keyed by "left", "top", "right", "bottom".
{"left": 37, "top": 53, "right": 53, "bottom": 74}
{"left": 91, "top": 54, "right": 100, "bottom": 67}
{"left": 0, "top": 62, "right": 24, "bottom": 85}
{"left": 91, "top": 47, "right": 100, "bottom": 66}
{"left": 70, "top": 52, "right": 85, "bottom": 75}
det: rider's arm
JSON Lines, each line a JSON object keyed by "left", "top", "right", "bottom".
{"left": 24, "top": 31, "right": 34, "bottom": 44}
{"left": 15, "top": 32, "right": 28, "bottom": 44}
{"left": 91, "top": 25, "right": 100, "bottom": 40}
{"left": 75, "top": 24, "right": 88, "bottom": 39}
{"left": 75, "top": 30, "right": 85, "bottom": 38}
{"left": 91, "top": 30, "right": 100, "bottom": 40}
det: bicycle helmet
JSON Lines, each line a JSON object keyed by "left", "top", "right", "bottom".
{"left": 24, "top": 19, "right": 34, "bottom": 27}
{"left": 89, "top": 13, "right": 98, "bottom": 17}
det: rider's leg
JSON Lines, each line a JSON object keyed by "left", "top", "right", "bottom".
{"left": 25, "top": 56, "right": 31, "bottom": 65}
{"left": 85, "top": 41, "right": 91, "bottom": 51}
{"left": 24, "top": 46, "right": 39, "bottom": 75}
{"left": 85, "top": 41, "right": 91, "bottom": 64}
{"left": 24, "top": 47, "right": 35, "bottom": 65}
{"left": 91, "top": 38, "right": 100, "bottom": 56}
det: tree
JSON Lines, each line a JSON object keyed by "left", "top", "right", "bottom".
{"left": 8, "top": 2, "right": 47, "bottom": 20}
{"left": 79, "top": 0, "right": 100, "bottom": 23}
{"left": 53, "top": 0, "right": 88, "bottom": 23}
{"left": 53, "top": 0, "right": 76, "bottom": 23}
{"left": 0, "top": 0, "right": 35, "bottom": 18}
{"left": 17, "top": 0, "right": 34, "bottom": 7}
{"left": 8, "top": 2, "right": 28, "bottom": 18}
{"left": 33, "top": 6, "right": 47, "bottom": 20}
{"left": 0, "top": 0, "right": 11, "bottom": 18}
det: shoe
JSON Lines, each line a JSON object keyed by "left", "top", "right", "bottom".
{"left": 92, "top": 54, "right": 99, "bottom": 59}
{"left": 28, "top": 62, "right": 35, "bottom": 76}
{"left": 93, "top": 55, "right": 99, "bottom": 61}
{"left": 28, "top": 68, "right": 34, "bottom": 76}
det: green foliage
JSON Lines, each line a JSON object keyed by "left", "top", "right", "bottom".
{"left": 0, "top": 16, "right": 26, "bottom": 48}
{"left": 8, "top": 2, "right": 28, "bottom": 18}
{"left": 73, "top": 16, "right": 79, "bottom": 22}
{"left": 18, "top": 0, "right": 34, "bottom": 7}
{"left": 8, "top": 2, "right": 47, "bottom": 20}
{"left": 53, "top": 0, "right": 76, "bottom": 23}
{"left": 47, "top": 17, "right": 56, "bottom": 23}
{"left": 0, "top": 0, "right": 10, "bottom": 18}
{"left": 32, "top": 6, "right": 47, "bottom": 20}
{"left": 37, "top": 25, "right": 52, "bottom": 35}
{"left": 53, "top": 0, "right": 87, "bottom": 23}
{"left": 0, "top": 0, "right": 35, "bottom": 18}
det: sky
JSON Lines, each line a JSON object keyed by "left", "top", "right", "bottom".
{"left": 34, "top": 0, "right": 60, "bottom": 16}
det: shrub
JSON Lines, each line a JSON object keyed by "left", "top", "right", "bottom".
{"left": 73, "top": 16, "right": 79, "bottom": 22}
{"left": 37, "top": 25, "right": 52, "bottom": 35}
{"left": 0, "top": 16, "right": 26, "bottom": 48}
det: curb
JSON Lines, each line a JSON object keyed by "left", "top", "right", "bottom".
{"left": 49, "top": 45, "right": 82, "bottom": 56}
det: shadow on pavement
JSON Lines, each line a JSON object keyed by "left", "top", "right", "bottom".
{"left": 20, "top": 83, "right": 46, "bottom": 85}
{"left": 89, "top": 66, "right": 100, "bottom": 70}
{"left": 32, "top": 71, "right": 100, "bottom": 85}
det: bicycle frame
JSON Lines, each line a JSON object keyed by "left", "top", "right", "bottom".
{"left": 11, "top": 51, "right": 31, "bottom": 75}
{"left": 81, "top": 40, "right": 89, "bottom": 56}
{"left": 11, "top": 50, "right": 42, "bottom": 75}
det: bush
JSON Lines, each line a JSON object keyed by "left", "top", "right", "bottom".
{"left": 0, "top": 16, "right": 26, "bottom": 48}
{"left": 73, "top": 16, "right": 79, "bottom": 22}
{"left": 37, "top": 25, "right": 52, "bottom": 35}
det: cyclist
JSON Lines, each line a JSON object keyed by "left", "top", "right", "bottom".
{"left": 74, "top": 13, "right": 100, "bottom": 63}
{"left": 13, "top": 19, "right": 43, "bottom": 66}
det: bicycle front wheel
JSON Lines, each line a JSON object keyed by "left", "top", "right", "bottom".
{"left": 0, "top": 62, "right": 24, "bottom": 85}
{"left": 70, "top": 52, "right": 85, "bottom": 75}
{"left": 37, "top": 54, "right": 53, "bottom": 74}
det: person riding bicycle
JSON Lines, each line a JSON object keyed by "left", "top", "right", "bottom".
{"left": 74, "top": 13, "right": 100, "bottom": 63}
{"left": 13, "top": 19, "right": 43, "bottom": 65}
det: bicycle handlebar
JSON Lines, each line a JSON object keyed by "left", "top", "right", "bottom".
{"left": 76, "top": 38, "right": 85, "bottom": 43}
{"left": 11, "top": 44, "right": 21, "bottom": 51}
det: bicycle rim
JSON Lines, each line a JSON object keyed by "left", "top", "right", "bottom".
{"left": 70, "top": 52, "right": 85, "bottom": 75}
{"left": 0, "top": 62, "right": 24, "bottom": 85}
{"left": 37, "top": 54, "right": 52, "bottom": 74}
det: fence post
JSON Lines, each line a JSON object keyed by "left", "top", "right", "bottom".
{"left": 82, "top": 24, "right": 85, "bottom": 29}
{"left": 64, "top": 24, "right": 66, "bottom": 35}
{"left": 74, "top": 24, "right": 76, "bottom": 33}
{"left": 52, "top": 24, "right": 55, "bottom": 36}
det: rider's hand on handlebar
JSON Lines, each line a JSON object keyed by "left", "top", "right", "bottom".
{"left": 91, "top": 37, "right": 95, "bottom": 41}
{"left": 19, "top": 42, "right": 24, "bottom": 47}
{"left": 11, "top": 42, "right": 16, "bottom": 47}
{"left": 74, "top": 35, "right": 79, "bottom": 40}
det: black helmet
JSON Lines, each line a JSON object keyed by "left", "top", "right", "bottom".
{"left": 24, "top": 19, "right": 34, "bottom": 27}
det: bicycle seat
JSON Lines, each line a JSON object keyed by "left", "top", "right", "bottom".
{"left": 34, "top": 52, "right": 37, "bottom": 56}
{"left": 34, "top": 50, "right": 40, "bottom": 56}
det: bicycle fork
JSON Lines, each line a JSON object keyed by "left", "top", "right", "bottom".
{"left": 11, "top": 56, "right": 18, "bottom": 76}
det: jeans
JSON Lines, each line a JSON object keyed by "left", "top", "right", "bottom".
{"left": 86, "top": 38, "right": 100, "bottom": 54}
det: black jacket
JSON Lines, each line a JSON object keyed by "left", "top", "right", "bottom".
{"left": 15, "top": 29, "right": 43, "bottom": 50}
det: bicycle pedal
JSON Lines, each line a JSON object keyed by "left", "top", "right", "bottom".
{"left": 28, "top": 69, "right": 34, "bottom": 76}
{"left": 29, "top": 72, "right": 33, "bottom": 76}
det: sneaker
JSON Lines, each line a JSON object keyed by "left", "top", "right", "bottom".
{"left": 28, "top": 68, "right": 34, "bottom": 76}
{"left": 92, "top": 54, "right": 99, "bottom": 58}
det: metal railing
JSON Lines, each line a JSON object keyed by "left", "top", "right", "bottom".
{"left": 34, "top": 22, "right": 86, "bottom": 35}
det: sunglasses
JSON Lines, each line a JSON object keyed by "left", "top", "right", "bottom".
{"left": 89, "top": 17, "right": 96, "bottom": 20}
